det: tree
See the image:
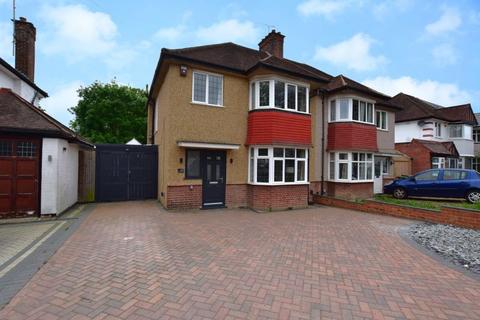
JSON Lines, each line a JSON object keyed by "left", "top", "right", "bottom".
{"left": 69, "top": 81, "right": 147, "bottom": 144}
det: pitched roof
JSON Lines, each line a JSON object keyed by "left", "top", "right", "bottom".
{"left": 161, "top": 42, "right": 333, "bottom": 82}
{"left": 150, "top": 42, "right": 396, "bottom": 106}
{"left": 413, "top": 139, "right": 458, "bottom": 157}
{"left": 391, "top": 93, "right": 476, "bottom": 124}
{"left": 0, "top": 57, "right": 48, "bottom": 97}
{"left": 0, "top": 88, "right": 91, "bottom": 146}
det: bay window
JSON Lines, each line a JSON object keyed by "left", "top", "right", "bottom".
{"left": 249, "top": 147, "right": 308, "bottom": 184}
{"left": 329, "top": 98, "right": 375, "bottom": 124}
{"left": 192, "top": 71, "right": 223, "bottom": 106}
{"left": 250, "top": 78, "right": 309, "bottom": 113}
{"left": 329, "top": 152, "right": 374, "bottom": 182}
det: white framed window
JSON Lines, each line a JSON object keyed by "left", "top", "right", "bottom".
{"left": 473, "top": 157, "right": 480, "bottom": 172}
{"left": 449, "top": 124, "right": 463, "bottom": 138}
{"left": 375, "top": 110, "right": 387, "bottom": 130}
{"left": 250, "top": 78, "right": 309, "bottom": 113}
{"left": 249, "top": 146, "right": 308, "bottom": 184}
{"left": 431, "top": 157, "right": 445, "bottom": 169}
{"left": 434, "top": 122, "right": 442, "bottom": 137}
{"left": 329, "top": 97, "right": 375, "bottom": 125}
{"left": 473, "top": 128, "right": 480, "bottom": 143}
{"left": 192, "top": 71, "right": 223, "bottom": 106}
{"left": 328, "top": 152, "right": 373, "bottom": 182}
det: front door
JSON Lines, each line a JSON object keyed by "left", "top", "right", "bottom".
{"left": 373, "top": 157, "right": 384, "bottom": 194}
{"left": 202, "top": 150, "right": 226, "bottom": 208}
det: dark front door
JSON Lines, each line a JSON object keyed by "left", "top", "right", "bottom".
{"left": 202, "top": 150, "right": 226, "bottom": 208}
{"left": 0, "top": 137, "right": 40, "bottom": 218}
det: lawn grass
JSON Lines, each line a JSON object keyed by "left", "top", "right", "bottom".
{"left": 374, "top": 194, "right": 480, "bottom": 211}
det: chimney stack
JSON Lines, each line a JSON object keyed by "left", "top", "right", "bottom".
{"left": 14, "top": 17, "right": 36, "bottom": 81}
{"left": 258, "top": 30, "right": 285, "bottom": 58}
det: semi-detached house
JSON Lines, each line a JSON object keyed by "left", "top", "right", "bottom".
{"left": 147, "top": 30, "right": 401, "bottom": 211}
{"left": 392, "top": 93, "right": 477, "bottom": 174}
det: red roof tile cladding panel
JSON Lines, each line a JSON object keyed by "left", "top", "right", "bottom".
{"left": 327, "top": 122, "right": 378, "bottom": 151}
{"left": 246, "top": 110, "right": 311, "bottom": 146}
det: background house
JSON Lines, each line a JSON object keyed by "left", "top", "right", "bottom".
{"left": 0, "top": 17, "right": 92, "bottom": 218}
{"left": 392, "top": 93, "right": 477, "bottom": 174}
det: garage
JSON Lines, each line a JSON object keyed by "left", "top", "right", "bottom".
{"left": 95, "top": 144, "right": 158, "bottom": 202}
{"left": 0, "top": 136, "right": 40, "bottom": 217}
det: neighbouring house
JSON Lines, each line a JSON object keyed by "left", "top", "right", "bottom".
{"left": 147, "top": 30, "right": 401, "bottom": 210}
{"left": 391, "top": 93, "right": 477, "bottom": 174}
{"left": 474, "top": 113, "right": 480, "bottom": 171}
{"left": 0, "top": 17, "right": 92, "bottom": 218}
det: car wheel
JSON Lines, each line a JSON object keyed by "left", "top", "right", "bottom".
{"left": 466, "top": 190, "right": 480, "bottom": 203}
{"left": 393, "top": 187, "right": 407, "bottom": 199}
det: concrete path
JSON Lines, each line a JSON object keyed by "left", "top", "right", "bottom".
{"left": 0, "top": 201, "right": 479, "bottom": 319}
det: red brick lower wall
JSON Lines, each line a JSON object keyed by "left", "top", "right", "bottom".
{"left": 247, "top": 184, "right": 309, "bottom": 211}
{"left": 313, "top": 195, "right": 480, "bottom": 230}
{"left": 226, "top": 184, "right": 248, "bottom": 208}
{"left": 326, "top": 182, "right": 373, "bottom": 199}
{"left": 167, "top": 185, "right": 202, "bottom": 209}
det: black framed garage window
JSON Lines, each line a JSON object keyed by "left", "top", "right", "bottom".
{"left": 186, "top": 149, "right": 201, "bottom": 179}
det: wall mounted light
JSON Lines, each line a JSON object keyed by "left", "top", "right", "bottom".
{"left": 230, "top": 158, "right": 233, "bottom": 164}
{"left": 180, "top": 65, "right": 188, "bottom": 77}
{"left": 179, "top": 158, "right": 183, "bottom": 164}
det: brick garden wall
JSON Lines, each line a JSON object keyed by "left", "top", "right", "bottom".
{"left": 326, "top": 182, "right": 373, "bottom": 200}
{"left": 313, "top": 195, "right": 480, "bottom": 230}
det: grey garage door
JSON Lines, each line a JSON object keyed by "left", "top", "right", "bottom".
{"left": 95, "top": 144, "right": 157, "bottom": 202}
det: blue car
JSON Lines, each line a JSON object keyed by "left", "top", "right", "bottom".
{"left": 383, "top": 169, "right": 480, "bottom": 203}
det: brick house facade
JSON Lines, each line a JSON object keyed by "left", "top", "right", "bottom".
{"left": 147, "top": 31, "right": 400, "bottom": 210}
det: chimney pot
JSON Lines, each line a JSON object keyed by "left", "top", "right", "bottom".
{"left": 14, "top": 17, "right": 36, "bottom": 81}
{"left": 258, "top": 30, "right": 285, "bottom": 58}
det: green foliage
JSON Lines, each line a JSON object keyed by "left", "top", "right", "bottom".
{"left": 374, "top": 194, "right": 480, "bottom": 211}
{"left": 69, "top": 81, "right": 147, "bottom": 144}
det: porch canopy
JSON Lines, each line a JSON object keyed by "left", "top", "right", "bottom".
{"left": 177, "top": 141, "right": 240, "bottom": 150}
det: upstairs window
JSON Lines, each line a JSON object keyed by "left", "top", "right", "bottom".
{"left": 329, "top": 98, "right": 375, "bottom": 124}
{"left": 375, "top": 110, "right": 387, "bottom": 130}
{"left": 192, "top": 71, "right": 223, "bottom": 106}
{"left": 474, "top": 128, "right": 480, "bottom": 143}
{"left": 434, "top": 122, "right": 442, "bottom": 137}
{"left": 449, "top": 124, "right": 463, "bottom": 138}
{"left": 250, "top": 79, "right": 309, "bottom": 113}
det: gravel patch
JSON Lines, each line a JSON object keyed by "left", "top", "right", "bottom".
{"left": 408, "top": 223, "right": 480, "bottom": 274}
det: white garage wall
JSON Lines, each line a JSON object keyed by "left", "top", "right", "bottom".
{"left": 41, "top": 138, "right": 79, "bottom": 215}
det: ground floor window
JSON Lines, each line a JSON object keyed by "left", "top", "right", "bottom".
{"left": 249, "top": 146, "right": 308, "bottom": 184}
{"left": 432, "top": 157, "right": 445, "bottom": 169}
{"left": 473, "top": 157, "right": 480, "bottom": 172}
{"left": 374, "top": 156, "right": 391, "bottom": 177}
{"left": 329, "top": 152, "right": 373, "bottom": 182}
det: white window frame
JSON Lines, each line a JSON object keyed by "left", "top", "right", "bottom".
{"left": 192, "top": 70, "right": 224, "bottom": 107}
{"left": 328, "top": 152, "right": 374, "bottom": 182}
{"left": 448, "top": 124, "right": 464, "bottom": 138}
{"left": 375, "top": 110, "right": 388, "bottom": 131}
{"left": 434, "top": 122, "right": 442, "bottom": 138}
{"left": 328, "top": 96, "right": 376, "bottom": 125}
{"left": 431, "top": 157, "right": 445, "bottom": 169}
{"left": 473, "top": 157, "right": 480, "bottom": 172}
{"left": 249, "top": 76, "right": 310, "bottom": 114}
{"left": 473, "top": 127, "right": 480, "bottom": 143}
{"left": 248, "top": 146, "right": 309, "bottom": 185}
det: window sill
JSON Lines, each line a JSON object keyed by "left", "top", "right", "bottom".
{"left": 328, "top": 120, "right": 376, "bottom": 126}
{"left": 191, "top": 102, "right": 224, "bottom": 108}
{"left": 376, "top": 128, "right": 388, "bottom": 132}
{"left": 250, "top": 106, "right": 310, "bottom": 115}
{"left": 328, "top": 179, "right": 374, "bottom": 183}
{"left": 248, "top": 182, "right": 310, "bottom": 186}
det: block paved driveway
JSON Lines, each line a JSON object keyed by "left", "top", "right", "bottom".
{"left": 1, "top": 202, "right": 479, "bottom": 320}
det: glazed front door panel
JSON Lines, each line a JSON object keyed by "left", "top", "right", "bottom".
{"left": 202, "top": 150, "right": 226, "bottom": 208}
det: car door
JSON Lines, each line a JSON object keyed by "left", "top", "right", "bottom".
{"left": 436, "top": 170, "right": 469, "bottom": 198}
{"left": 410, "top": 170, "right": 441, "bottom": 197}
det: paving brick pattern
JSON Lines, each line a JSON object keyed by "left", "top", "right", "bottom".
{"left": 1, "top": 202, "right": 479, "bottom": 319}
{"left": 0, "top": 222, "right": 57, "bottom": 268}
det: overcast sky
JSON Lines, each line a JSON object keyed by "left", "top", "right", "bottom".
{"left": 0, "top": 0, "right": 479, "bottom": 125}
